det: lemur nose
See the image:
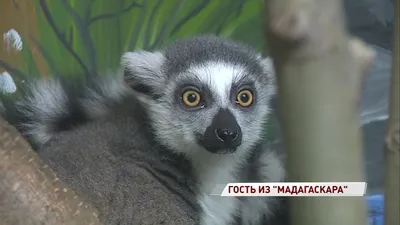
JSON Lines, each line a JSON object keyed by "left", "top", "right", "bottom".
{"left": 215, "top": 128, "right": 238, "bottom": 142}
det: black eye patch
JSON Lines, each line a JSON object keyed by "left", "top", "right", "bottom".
{"left": 124, "top": 68, "right": 163, "bottom": 100}
{"left": 174, "top": 82, "right": 214, "bottom": 107}
{"left": 130, "top": 83, "right": 152, "bottom": 95}
{"left": 230, "top": 80, "right": 256, "bottom": 95}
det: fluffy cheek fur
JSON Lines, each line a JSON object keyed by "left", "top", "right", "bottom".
{"left": 231, "top": 82, "right": 273, "bottom": 157}
{"left": 239, "top": 150, "right": 286, "bottom": 225}
{"left": 231, "top": 104, "right": 270, "bottom": 154}
{"left": 146, "top": 96, "right": 217, "bottom": 155}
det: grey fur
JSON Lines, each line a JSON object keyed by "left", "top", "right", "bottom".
{"left": 3, "top": 35, "right": 288, "bottom": 225}
{"left": 15, "top": 79, "right": 70, "bottom": 145}
{"left": 4, "top": 72, "right": 130, "bottom": 147}
{"left": 38, "top": 98, "right": 200, "bottom": 225}
{"left": 122, "top": 35, "right": 283, "bottom": 225}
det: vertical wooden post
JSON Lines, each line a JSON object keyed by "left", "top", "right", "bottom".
{"left": 384, "top": 0, "right": 400, "bottom": 224}
{"left": 263, "top": 0, "right": 373, "bottom": 224}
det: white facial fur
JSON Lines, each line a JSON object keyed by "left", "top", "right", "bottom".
{"left": 121, "top": 40, "right": 279, "bottom": 225}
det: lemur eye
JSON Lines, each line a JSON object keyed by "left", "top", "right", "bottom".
{"left": 236, "top": 89, "right": 254, "bottom": 107}
{"left": 182, "top": 89, "right": 201, "bottom": 107}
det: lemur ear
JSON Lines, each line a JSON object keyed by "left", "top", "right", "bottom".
{"left": 260, "top": 56, "right": 277, "bottom": 96}
{"left": 121, "top": 51, "right": 166, "bottom": 97}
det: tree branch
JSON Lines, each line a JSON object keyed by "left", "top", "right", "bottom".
{"left": 115, "top": 0, "right": 125, "bottom": 55}
{"left": 264, "top": 0, "right": 373, "bottom": 224}
{"left": 88, "top": 0, "right": 142, "bottom": 24}
{"left": 60, "top": 0, "right": 98, "bottom": 77}
{"left": 169, "top": 0, "right": 211, "bottom": 35}
{"left": 213, "top": 0, "right": 244, "bottom": 36}
{"left": 234, "top": 0, "right": 245, "bottom": 17}
{"left": 126, "top": 0, "right": 148, "bottom": 51}
{"left": 143, "top": 0, "right": 163, "bottom": 50}
{"left": 0, "top": 60, "right": 26, "bottom": 80}
{"left": 39, "top": 0, "right": 90, "bottom": 77}
{"left": 0, "top": 118, "right": 103, "bottom": 225}
{"left": 215, "top": 3, "right": 236, "bottom": 36}
{"left": 30, "top": 38, "right": 62, "bottom": 76}
{"left": 83, "top": 0, "right": 96, "bottom": 21}
{"left": 149, "top": 0, "right": 187, "bottom": 50}
{"left": 384, "top": 0, "right": 400, "bottom": 224}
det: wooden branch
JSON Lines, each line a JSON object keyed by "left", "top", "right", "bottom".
{"left": 264, "top": 0, "right": 373, "bottom": 225}
{"left": 0, "top": 118, "right": 103, "bottom": 225}
{"left": 384, "top": 0, "right": 400, "bottom": 224}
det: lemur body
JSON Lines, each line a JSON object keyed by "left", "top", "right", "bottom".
{"left": 2, "top": 35, "right": 288, "bottom": 225}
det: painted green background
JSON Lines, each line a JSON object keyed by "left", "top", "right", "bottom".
{"left": 14, "top": 0, "right": 266, "bottom": 80}
{"left": 2, "top": 0, "right": 277, "bottom": 139}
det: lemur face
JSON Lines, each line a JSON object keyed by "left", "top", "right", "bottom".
{"left": 122, "top": 35, "right": 276, "bottom": 156}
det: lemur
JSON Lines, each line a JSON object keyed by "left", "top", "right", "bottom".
{"left": 1, "top": 35, "right": 288, "bottom": 225}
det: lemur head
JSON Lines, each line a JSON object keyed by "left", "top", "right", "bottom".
{"left": 122, "top": 35, "right": 276, "bottom": 157}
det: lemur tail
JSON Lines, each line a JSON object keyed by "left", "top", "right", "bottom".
{"left": 1, "top": 72, "right": 131, "bottom": 148}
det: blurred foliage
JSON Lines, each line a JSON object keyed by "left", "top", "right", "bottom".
{"left": 1, "top": 0, "right": 266, "bottom": 80}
